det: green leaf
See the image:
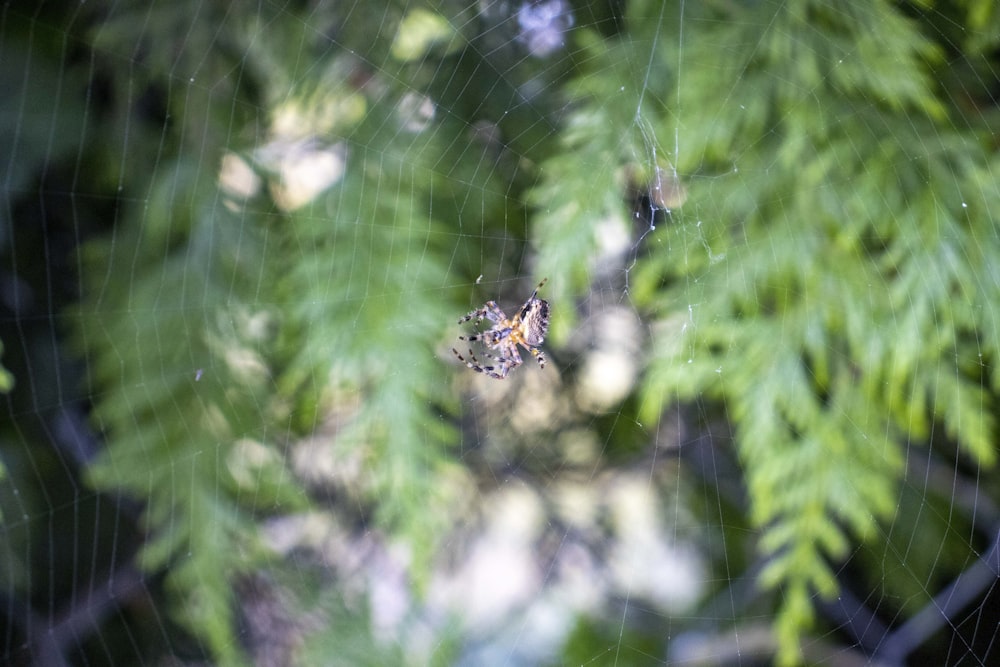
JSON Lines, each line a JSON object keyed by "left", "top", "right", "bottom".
{"left": 274, "top": 95, "right": 474, "bottom": 573}
{"left": 932, "top": 366, "right": 997, "bottom": 466}
{"left": 624, "top": 0, "right": 1000, "bottom": 660}
{"left": 75, "top": 157, "right": 273, "bottom": 664}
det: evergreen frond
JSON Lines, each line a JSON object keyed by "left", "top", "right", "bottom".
{"left": 30, "top": 0, "right": 999, "bottom": 664}
{"left": 74, "top": 157, "right": 281, "bottom": 663}
{"left": 528, "top": 30, "right": 649, "bottom": 338}
{"left": 617, "top": 0, "right": 1000, "bottom": 662}
{"left": 528, "top": 112, "right": 632, "bottom": 337}
{"left": 274, "top": 96, "right": 475, "bottom": 571}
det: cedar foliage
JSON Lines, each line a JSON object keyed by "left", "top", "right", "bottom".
{"left": 1, "top": 0, "right": 997, "bottom": 665}
{"left": 612, "top": 1, "right": 999, "bottom": 662}
{"left": 544, "top": 0, "right": 1000, "bottom": 662}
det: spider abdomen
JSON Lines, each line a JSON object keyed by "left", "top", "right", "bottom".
{"left": 520, "top": 299, "right": 549, "bottom": 346}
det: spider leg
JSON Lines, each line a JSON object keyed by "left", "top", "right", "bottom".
{"left": 457, "top": 307, "right": 489, "bottom": 325}
{"left": 528, "top": 278, "right": 548, "bottom": 300}
{"left": 458, "top": 301, "right": 506, "bottom": 325}
{"left": 516, "top": 281, "right": 549, "bottom": 323}
{"left": 452, "top": 347, "right": 506, "bottom": 380}
{"left": 476, "top": 347, "right": 512, "bottom": 379}
{"left": 481, "top": 301, "right": 506, "bottom": 323}
{"left": 460, "top": 323, "right": 510, "bottom": 346}
{"left": 452, "top": 347, "right": 490, "bottom": 370}
{"left": 504, "top": 346, "right": 524, "bottom": 372}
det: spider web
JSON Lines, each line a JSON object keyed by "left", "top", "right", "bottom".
{"left": 2, "top": 1, "right": 1000, "bottom": 666}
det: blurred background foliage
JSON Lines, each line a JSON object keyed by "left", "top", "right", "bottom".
{"left": 2, "top": 0, "right": 1000, "bottom": 665}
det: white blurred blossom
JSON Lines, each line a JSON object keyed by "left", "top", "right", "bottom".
{"left": 517, "top": 0, "right": 574, "bottom": 57}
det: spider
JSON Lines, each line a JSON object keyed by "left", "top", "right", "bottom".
{"left": 452, "top": 278, "right": 550, "bottom": 380}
